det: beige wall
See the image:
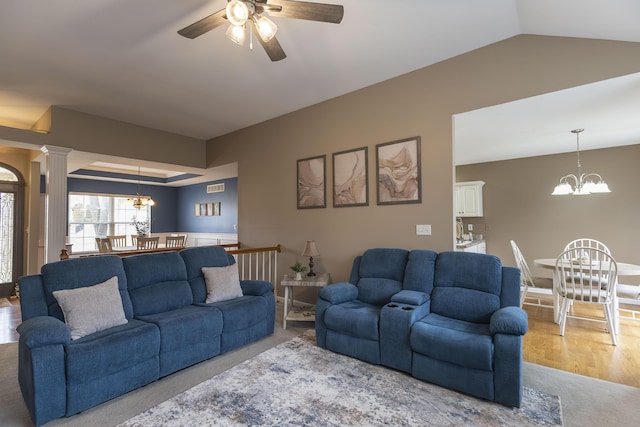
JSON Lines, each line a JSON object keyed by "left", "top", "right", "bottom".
{"left": 206, "top": 35, "right": 640, "bottom": 299}
{"left": 2, "top": 35, "right": 640, "bottom": 298}
{"left": 457, "top": 144, "right": 640, "bottom": 284}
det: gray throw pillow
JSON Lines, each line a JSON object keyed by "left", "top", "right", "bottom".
{"left": 202, "top": 264, "right": 244, "bottom": 303}
{"left": 53, "top": 276, "right": 128, "bottom": 340}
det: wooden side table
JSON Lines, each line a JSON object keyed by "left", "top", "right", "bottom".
{"left": 281, "top": 273, "right": 330, "bottom": 329}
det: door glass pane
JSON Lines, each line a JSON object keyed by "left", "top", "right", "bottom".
{"left": 0, "top": 167, "right": 18, "bottom": 182}
{"left": 0, "top": 192, "right": 15, "bottom": 283}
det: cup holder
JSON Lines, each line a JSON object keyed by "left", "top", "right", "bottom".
{"left": 387, "top": 304, "right": 398, "bottom": 308}
{"left": 402, "top": 306, "right": 414, "bottom": 311}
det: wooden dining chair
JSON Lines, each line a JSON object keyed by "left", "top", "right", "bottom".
{"left": 95, "top": 237, "right": 112, "bottom": 253}
{"left": 556, "top": 247, "right": 618, "bottom": 345}
{"left": 137, "top": 236, "right": 159, "bottom": 250}
{"left": 165, "top": 235, "right": 186, "bottom": 248}
{"left": 510, "top": 240, "right": 554, "bottom": 308}
{"left": 108, "top": 235, "right": 127, "bottom": 248}
{"left": 131, "top": 235, "right": 139, "bottom": 248}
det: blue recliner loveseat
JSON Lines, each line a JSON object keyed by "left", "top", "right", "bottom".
{"left": 17, "top": 245, "right": 275, "bottom": 426}
{"left": 316, "top": 248, "right": 527, "bottom": 408}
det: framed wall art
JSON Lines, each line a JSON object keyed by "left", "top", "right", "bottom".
{"left": 332, "top": 146, "right": 368, "bottom": 207}
{"left": 376, "top": 136, "right": 421, "bottom": 205}
{"left": 297, "top": 155, "right": 326, "bottom": 209}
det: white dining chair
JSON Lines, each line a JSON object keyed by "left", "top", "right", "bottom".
{"left": 556, "top": 247, "right": 618, "bottom": 345}
{"left": 510, "top": 240, "right": 554, "bottom": 308}
{"left": 564, "top": 238, "right": 611, "bottom": 260}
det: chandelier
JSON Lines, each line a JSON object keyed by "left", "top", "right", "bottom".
{"left": 224, "top": 0, "right": 278, "bottom": 47}
{"left": 551, "top": 129, "right": 611, "bottom": 196}
{"left": 128, "top": 167, "right": 155, "bottom": 209}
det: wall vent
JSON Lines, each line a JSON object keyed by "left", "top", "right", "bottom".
{"left": 207, "top": 183, "right": 225, "bottom": 193}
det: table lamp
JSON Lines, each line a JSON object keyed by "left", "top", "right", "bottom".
{"left": 301, "top": 240, "right": 320, "bottom": 276}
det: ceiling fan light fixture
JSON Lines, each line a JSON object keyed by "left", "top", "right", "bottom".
{"left": 254, "top": 15, "right": 277, "bottom": 42}
{"left": 225, "top": 24, "right": 246, "bottom": 45}
{"left": 226, "top": 0, "right": 250, "bottom": 26}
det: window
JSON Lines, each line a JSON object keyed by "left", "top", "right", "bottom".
{"left": 68, "top": 193, "right": 151, "bottom": 252}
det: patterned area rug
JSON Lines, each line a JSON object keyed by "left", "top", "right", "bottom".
{"left": 119, "top": 335, "right": 563, "bottom": 426}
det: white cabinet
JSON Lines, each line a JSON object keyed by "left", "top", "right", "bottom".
{"left": 455, "top": 181, "right": 485, "bottom": 217}
{"left": 455, "top": 241, "right": 487, "bottom": 254}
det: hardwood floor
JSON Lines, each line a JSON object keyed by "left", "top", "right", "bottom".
{"left": 523, "top": 302, "right": 640, "bottom": 388}
{"left": 2, "top": 297, "right": 638, "bottom": 388}
{"left": 0, "top": 298, "right": 21, "bottom": 344}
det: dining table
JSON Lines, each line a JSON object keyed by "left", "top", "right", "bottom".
{"left": 533, "top": 258, "right": 640, "bottom": 332}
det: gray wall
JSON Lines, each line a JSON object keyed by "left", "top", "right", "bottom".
{"left": 457, "top": 144, "right": 640, "bottom": 284}
{"left": 206, "top": 35, "right": 640, "bottom": 299}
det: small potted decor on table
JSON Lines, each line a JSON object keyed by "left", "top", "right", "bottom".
{"left": 289, "top": 261, "right": 307, "bottom": 280}
{"left": 131, "top": 217, "right": 150, "bottom": 237}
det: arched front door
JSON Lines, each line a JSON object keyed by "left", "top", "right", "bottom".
{"left": 0, "top": 164, "right": 24, "bottom": 298}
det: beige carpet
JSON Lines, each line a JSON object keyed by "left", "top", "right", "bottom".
{"left": 2, "top": 301, "right": 640, "bottom": 426}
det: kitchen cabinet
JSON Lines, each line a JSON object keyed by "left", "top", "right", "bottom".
{"left": 455, "top": 181, "right": 485, "bottom": 217}
{"left": 455, "top": 240, "right": 486, "bottom": 254}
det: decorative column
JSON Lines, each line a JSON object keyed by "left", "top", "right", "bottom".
{"left": 41, "top": 145, "right": 72, "bottom": 263}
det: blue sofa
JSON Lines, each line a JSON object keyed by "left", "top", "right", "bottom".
{"left": 17, "top": 245, "right": 275, "bottom": 426}
{"left": 316, "top": 248, "right": 527, "bottom": 407}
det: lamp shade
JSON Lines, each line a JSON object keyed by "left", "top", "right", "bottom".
{"left": 225, "top": 24, "right": 246, "bottom": 45}
{"left": 226, "top": 0, "right": 250, "bottom": 26}
{"left": 302, "top": 240, "right": 320, "bottom": 257}
{"left": 254, "top": 15, "right": 277, "bottom": 42}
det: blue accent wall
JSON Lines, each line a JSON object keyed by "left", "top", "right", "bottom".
{"left": 64, "top": 176, "right": 238, "bottom": 234}
{"left": 177, "top": 177, "right": 238, "bottom": 233}
{"left": 67, "top": 178, "right": 178, "bottom": 232}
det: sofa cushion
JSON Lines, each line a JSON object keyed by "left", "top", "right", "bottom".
{"left": 180, "top": 245, "right": 234, "bottom": 303}
{"left": 354, "top": 248, "right": 408, "bottom": 306}
{"left": 202, "top": 264, "right": 243, "bottom": 303}
{"left": 324, "top": 301, "right": 381, "bottom": 341}
{"left": 53, "top": 276, "right": 128, "bottom": 340}
{"left": 41, "top": 255, "right": 132, "bottom": 321}
{"left": 123, "top": 252, "right": 193, "bottom": 316}
{"left": 201, "top": 295, "right": 266, "bottom": 332}
{"left": 138, "top": 305, "right": 223, "bottom": 376}
{"left": 432, "top": 252, "right": 503, "bottom": 323}
{"left": 64, "top": 319, "right": 160, "bottom": 415}
{"left": 411, "top": 313, "right": 493, "bottom": 371}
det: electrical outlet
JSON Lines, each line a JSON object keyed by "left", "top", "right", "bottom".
{"left": 416, "top": 224, "right": 432, "bottom": 235}
{"left": 467, "top": 224, "right": 473, "bottom": 231}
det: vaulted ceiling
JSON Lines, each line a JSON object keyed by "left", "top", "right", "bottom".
{"left": 1, "top": 1, "right": 639, "bottom": 170}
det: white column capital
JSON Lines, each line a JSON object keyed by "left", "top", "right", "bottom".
{"left": 41, "top": 145, "right": 73, "bottom": 156}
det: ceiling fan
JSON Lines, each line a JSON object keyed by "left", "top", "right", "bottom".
{"left": 178, "top": 0, "right": 344, "bottom": 62}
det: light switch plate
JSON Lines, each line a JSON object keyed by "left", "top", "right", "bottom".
{"left": 416, "top": 224, "right": 432, "bottom": 235}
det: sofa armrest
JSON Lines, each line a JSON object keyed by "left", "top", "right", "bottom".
{"left": 17, "top": 316, "right": 71, "bottom": 348}
{"left": 490, "top": 306, "right": 528, "bottom": 336}
{"left": 240, "top": 280, "right": 274, "bottom": 296}
{"left": 318, "top": 282, "right": 358, "bottom": 304}
{"left": 391, "top": 290, "right": 429, "bottom": 306}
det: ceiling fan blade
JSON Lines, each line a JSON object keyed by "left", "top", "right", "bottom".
{"left": 252, "top": 24, "right": 287, "bottom": 61}
{"left": 265, "top": 0, "right": 344, "bottom": 24}
{"left": 178, "top": 9, "right": 227, "bottom": 39}
{"left": 259, "top": 36, "right": 287, "bottom": 62}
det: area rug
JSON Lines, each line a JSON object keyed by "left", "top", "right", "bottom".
{"left": 119, "top": 335, "right": 563, "bottom": 427}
